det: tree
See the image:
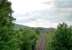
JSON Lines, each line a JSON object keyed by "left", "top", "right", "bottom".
{"left": 51, "top": 23, "right": 72, "bottom": 50}
{"left": 17, "top": 28, "right": 38, "bottom": 50}
{"left": 0, "top": 0, "right": 15, "bottom": 50}
{"left": 0, "top": 0, "right": 40, "bottom": 50}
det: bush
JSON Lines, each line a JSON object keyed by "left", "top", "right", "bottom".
{"left": 51, "top": 23, "right": 72, "bottom": 50}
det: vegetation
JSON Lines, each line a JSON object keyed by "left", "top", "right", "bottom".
{"left": 14, "top": 26, "right": 40, "bottom": 50}
{"left": 0, "top": 0, "right": 40, "bottom": 50}
{"left": 0, "top": 0, "right": 72, "bottom": 50}
{"left": 45, "top": 30, "right": 55, "bottom": 50}
{"left": 0, "top": 0, "right": 15, "bottom": 50}
{"left": 46, "top": 23, "right": 72, "bottom": 50}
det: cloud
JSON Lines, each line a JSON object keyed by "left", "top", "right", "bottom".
{"left": 21, "top": 19, "right": 58, "bottom": 28}
{"left": 11, "top": 0, "right": 72, "bottom": 28}
{"left": 55, "top": 0, "right": 72, "bottom": 8}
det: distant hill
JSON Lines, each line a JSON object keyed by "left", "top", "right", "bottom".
{"left": 34, "top": 27, "right": 55, "bottom": 33}
{"left": 14, "top": 24, "right": 55, "bottom": 33}
{"left": 14, "top": 24, "right": 33, "bottom": 30}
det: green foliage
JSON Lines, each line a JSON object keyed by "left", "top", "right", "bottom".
{"left": 51, "top": 23, "right": 72, "bottom": 50}
{"left": 14, "top": 27, "right": 39, "bottom": 50}
{"left": 0, "top": 0, "right": 16, "bottom": 50}
{"left": 45, "top": 31, "right": 55, "bottom": 50}
{"left": 0, "top": 0, "right": 41, "bottom": 50}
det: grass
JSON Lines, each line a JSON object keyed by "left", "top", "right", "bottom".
{"left": 45, "top": 32, "right": 55, "bottom": 50}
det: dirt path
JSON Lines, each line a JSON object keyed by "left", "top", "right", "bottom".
{"left": 37, "top": 31, "right": 46, "bottom": 50}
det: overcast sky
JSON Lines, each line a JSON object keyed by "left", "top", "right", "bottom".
{"left": 9, "top": 0, "right": 72, "bottom": 28}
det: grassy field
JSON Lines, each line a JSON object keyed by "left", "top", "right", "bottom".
{"left": 45, "top": 32, "right": 55, "bottom": 50}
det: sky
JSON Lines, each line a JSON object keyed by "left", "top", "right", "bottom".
{"left": 9, "top": 0, "right": 72, "bottom": 28}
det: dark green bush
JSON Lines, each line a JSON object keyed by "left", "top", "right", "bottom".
{"left": 51, "top": 23, "right": 72, "bottom": 50}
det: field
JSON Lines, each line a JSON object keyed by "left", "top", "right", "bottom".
{"left": 45, "top": 32, "right": 55, "bottom": 50}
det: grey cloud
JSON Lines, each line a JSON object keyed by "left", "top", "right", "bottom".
{"left": 13, "top": 0, "right": 72, "bottom": 27}
{"left": 55, "top": 0, "right": 72, "bottom": 8}
{"left": 31, "top": 8, "right": 72, "bottom": 23}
